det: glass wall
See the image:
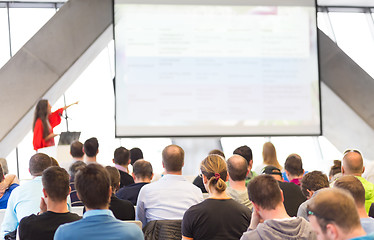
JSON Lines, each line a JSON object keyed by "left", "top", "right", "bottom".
{"left": 1, "top": 2, "right": 373, "bottom": 179}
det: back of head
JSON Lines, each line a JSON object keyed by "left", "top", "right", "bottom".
{"left": 105, "top": 166, "right": 120, "bottom": 192}
{"left": 0, "top": 163, "right": 4, "bottom": 182}
{"left": 114, "top": 147, "right": 130, "bottom": 165}
{"left": 248, "top": 175, "right": 282, "bottom": 210}
{"left": 227, "top": 155, "right": 248, "bottom": 181}
{"left": 133, "top": 160, "right": 153, "bottom": 180}
{"left": 162, "top": 145, "right": 184, "bottom": 172}
{"left": 200, "top": 154, "right": 227, "bottom": 193}
{"left": 50, "top": 157, "right": 60, "bottom": 167}
{"left": 70, "top": 141, "right": 84, "bottom": 159}
{"left": 307, "top": 188, "right": 361, "bottom": 233}
{"left": 130, "top": 147, "right": 144, "bottom": 165}
{"left": 284, "top": 154, "right": 303, "bottom": 176}
{"left": 262, "top": 165, "right": 283, "bottom": 180}
{"left": 42, "top": 166, "right": 70, "bottom": 202}
{"left": 75, "top": 163, "right": 111, "bottom": 209}
{"left": 329, "top": 160, "right": 341, "bottom": 178}
{"left": 334, "top": 175, "right": 365, "bottom": 207}
{"left": 0, "top": 158, "right": 9, "bottom": 175}
{"left": 69, "top": 161, "right": 86, "bottom": 180}
{"left": 300, "top": 171, "right": 329, "bottom": 198}
{"left": 233, "top": 145, "right": 252, "bottom": 164}
{"left": 208, "top": 149, "right": 225, "bottom": 159}
{"left": 29, "top": 153, "right": 52, "bottom": 176}
{"left": 83, "top": 137, "right": 99, "bottom": 157}
{"left": 343, "top": 151, "right": 363, "bottom": 175}
{"left": 262, "top": 142, "right": 281, "bottom": 169}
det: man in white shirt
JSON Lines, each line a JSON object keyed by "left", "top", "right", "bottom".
{"left": 136, "top": 144, "right": 203, "bottom": 227}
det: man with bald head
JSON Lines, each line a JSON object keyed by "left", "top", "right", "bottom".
{"left": 227, "top": 155, "right": 252, "bottom": 209}
{"left": 342, "top": 150, "right": 374, "bottom": 213}
{"left": 136, "top": 145, "right": 203, "bottom": 227}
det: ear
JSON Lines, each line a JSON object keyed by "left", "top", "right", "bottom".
{"left": 363, "top": 166, "right": 365, "bottom": 174}
{"left": 325, "top": 223, "right": 339, "bottom": 240}
{"left": 307, "top": 189, "right": 314, "bottom": 199}
{"left": 108, "top": 186, "right": 113, "bottom": 200}
{"left": 341, "top": 166, "right": 345, "bottom": 175}
{"left": 280, "top": 189, "right": 284, "bottom": 203}
{"left": 82, "top": 147, "right": 85, "bottom": 154}
{"left": 225, "top": 171, "right": 229, "bottom": 181}
{"left": 76, "top": 192, "right": 81, "bottom": 201}
{"left": 112, "top": 159, "right": 115, "bottom": 164}
{"left": 132, "top": 172, "right": 136, "bottom": 179}
{"left": 68, "top": 186, "right": 71, "bottom": 195}
{"left": 249, "top": 160, "right": 253, "bottom": 169}
{"left": 151, "top": 173, "right": 154, "bottom": 180}
{"left": 202, "top": 174, "right": 208, "bottom": 184}
{"left": 42, "top": 188, "right": 48, "bottom": 198}
{"left": 252, "top": 202, "right": 260, "bottom": 213}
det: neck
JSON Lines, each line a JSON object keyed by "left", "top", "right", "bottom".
{"left": 345, "top": 173, "right": 362, "bottom": 177}
{"left": 47, "top": 200, "right": 69, "bottom": 213}
{"left": 86, "top": 205, "right": 109, "bottom": 211}
{"left": 260, "top": 204, "right": 290, "bottom": 221}
{"left": 288, "top": 175, "right": 302, "bottom": 181}
{"left": 357, "top": 206, "right": 369, "bottom": 218}
{"left": 228, "top": 179, "right": 247, "bottom": 191}
{"left": 209, "top": 190, "right": 231, "bottom": 199}
{"left": 165, "top": 171, "right": 182, "bottom": 175}
{"left": 134, "top": 178, "right": 151, "bottom": 184}
{"left": 73, "top": 157, "right": 84, "bottom": 161}
{"left": 343, "top": 227, "right": 366, "bottom": 239}
{"left": 85, "top": 156, "right": 96, "bottom": 163}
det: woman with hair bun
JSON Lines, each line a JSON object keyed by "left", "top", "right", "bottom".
{"left": 32, "top": 99, "right": 78, "bottom": 151}
{"left": 182, "top": 154, "right": 252, "bottom": 240}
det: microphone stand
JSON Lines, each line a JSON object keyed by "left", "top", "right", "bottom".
{"left": 63, "top": 94, "right": 70, "bottom": 132}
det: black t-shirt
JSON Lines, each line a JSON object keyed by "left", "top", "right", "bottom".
{"left": 182, "top": 198, "right": 251, "bottom": 240}
{"left": 119, "top": 170, "right": 135, "bottom": 188}
{"left": 19, "top": 211, "right": 81, "bottom": 240}
{"left": 278, "top": 181, "right": 306, "bottom": 217}
{"left": 192, "top": 175, "right": 208, "bottom": 193}
{"left": 109, "top": 195, "right": 135, "bottom": 221}
{"left": 116, "top": 182, "right": 149, "bottom": 205}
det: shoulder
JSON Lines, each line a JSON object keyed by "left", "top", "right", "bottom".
{"left": 19, "top": 214, "right": 38, "bottom": 227}
{"left": 241, "top": 228, "right": 261, "bottom": 240}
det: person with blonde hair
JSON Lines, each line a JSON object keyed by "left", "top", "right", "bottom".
{"left": 182, "top": 154, "right": 251, "bottom": 240}
{"left": 255, "top": 142, "right": 282, "bottom": 174}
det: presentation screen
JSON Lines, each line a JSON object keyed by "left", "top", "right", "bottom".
{"left": 114, "top": 0, "right": 321, "bottom": 137}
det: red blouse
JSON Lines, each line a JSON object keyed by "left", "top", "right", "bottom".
{"left": 33, "top": 108, "right": 64, "bottom": 151}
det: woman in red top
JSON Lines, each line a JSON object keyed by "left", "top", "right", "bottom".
{"left": 32, "top": 99, "right": 78, "bottom": 151}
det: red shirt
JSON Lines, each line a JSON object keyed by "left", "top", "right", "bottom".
{"left": 33, "top": 108, "right": 63, "bottom": 150}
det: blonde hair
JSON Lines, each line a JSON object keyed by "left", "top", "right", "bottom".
{"left": 262, "top": 142, "right": 282, "bottom": 170}
{"left": 200, "top": 154, "right": 227, "bottom": 193}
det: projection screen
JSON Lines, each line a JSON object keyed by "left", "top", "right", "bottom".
{"left": 114, "top": 0, "right": 321, "bottom": 137}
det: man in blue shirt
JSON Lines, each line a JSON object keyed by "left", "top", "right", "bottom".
{"left": 54, "top": 163, "right": 143, "bottom": 240}
{"left": 1, "top": 153, "right": 52, "bottom": 238}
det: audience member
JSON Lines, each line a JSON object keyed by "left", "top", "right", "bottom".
{"left": 193, "top": 149, "right": 225, "bottom": 193}
{"left": 51, "top": 157, "right": 60, "bottom": 167}
{"left": 54, "top": 164, "right": 143, "bottom": 240}
{"left": 19, "top": 167, "right": 81, "bottom": 239}
{"left": 0, "top": 163, "right": 19, "bottom": 209}
{"left": 0, "top": 158, "right": 9, "bottom": 175}
{"left": 61, "top": 141, "right": 84, "bottom": 171}
{"left": 334, "top": 176, "right": 374, "bottom": 234}
{"left": 262, "top": 166, "right": 306, "bottom": 217}
{"left": 182, "top": 154, "right": 251, "bottom": 240}
{"left": 136, "top": 145, "right": 203, "bottom": 227}
{"left": 284, "top": 154, "right": 304, "bottom": 186}
{"left": 255, "top": 142, "right": 282, "bottom": 174}
{"left": 307, "top": 188, "right": 372, "bottom": 240}
{"left": 226, "top": 155, "right": 253, "bottom": 209}
{"left": 83, "top": 137, "right": 99, "bottom": 163}
{"left": 130, "top": 147, "right": 144, "bottom": 166}
{"left": 241, "top": 175, "right": 316, "bottom": 240}
{"left": 1, "top": 153, "right": 52, "bottom": 238}
{"left": 233, "top": 145, "right": 257, "bottom": 183}
{"left": 342, "top": 149, "right": 374, "bottom": 213}
{"left": 329, "top": 160, "right": 342, "bottom": 183}
{"left": 113, "top": 147, "right": 134, "bottom": 188}
{"left": 117, "top": 160, "right": 153, "bottom": 205}
{"left": 105, "top": 166, "right": 135, "bottom": 220}
{"left": 69, "top": 161, "right": 86, "bottom": 206}
{"left": 297, "top": 171, "right": 329, "bottom": 220}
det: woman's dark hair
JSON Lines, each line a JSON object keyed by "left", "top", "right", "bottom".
{"left": 33, "top": 99, "right": 50, "bottom": 138}
{"left": 329, "top": 160, "right": 341, "bottom": 178}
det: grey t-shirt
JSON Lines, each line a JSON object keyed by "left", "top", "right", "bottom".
{"left": 226, "top": 187, "right": 253, "bottom": 209}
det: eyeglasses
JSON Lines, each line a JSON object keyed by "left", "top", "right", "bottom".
{"left": 343, "top": 149, "right": 362, "bottom": 155}
{"left": 307, "top": 209, "right": 333, "bottom": 221}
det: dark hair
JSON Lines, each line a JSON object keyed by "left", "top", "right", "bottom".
{"left": 70, "top": 141, "right": 84, "bottom": 158}
{"left": 201, "top": 154, "right": 227, "bottom": 193}
{"left": 262, "top": 142, "right": 282, "bottom": 170}
{"left": 162, "top": 145, "right": 184, "bottom": 172}
{"left": 0, "top": 163, "right": 4, "bottom": 182}
{"left": 51, "top": 157, "right": 60, "bottom": 167}
{"left": 284, "top": 154, "right": 303, "bottom": 176}
{"left": 29, "top": 153, "right": 52, "bottom": 176}
{"left": 133, "top": 160, "right": 153, "bottom": 180}
{"left": 0, "top": 158, "right": 9, "bottom": 175}
{"left": 42, "top": 166, "right": 70, "bottom": 202}
{"left": 248, "top": 175, "right": 282, "bottom": 210}
{"left": 233, "top": 145, "right": 252, "bottom": 164}
{"left": 300, "top": 171, "right": 329, "bottom": 198}
{"left": 105, "top": 166, "right": 120, "bottom": 192}
{"left": 33, "top": 99, "right": 50, "bottom": 138}
{"left": 114, "top": 147, "right": 130, "bottom": 165}
{"left": 334, "top": 176, "right": 365, "bottom": 206}
{"left": 130, "top": 148, "right": 143, "bottom": 165}
{"left": 209, "top": 149, "right": 225, "bottom": 159}
{"left": 83, "top": 137, "right": 99, "bottom": 157}
{"left": 307, "top": 188, "right": 361, "bottom": 233}
{"left": 69, "top": 161, "right": 86, "bottom": 180}
{"left": 329, "top": 160, "right": 341, "bottom": 178}
{"left": 75, "top": 164, "right": 111, "bottom": 209}
{"left": 227, "top": 155, "right": 248, "bottom": 181}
